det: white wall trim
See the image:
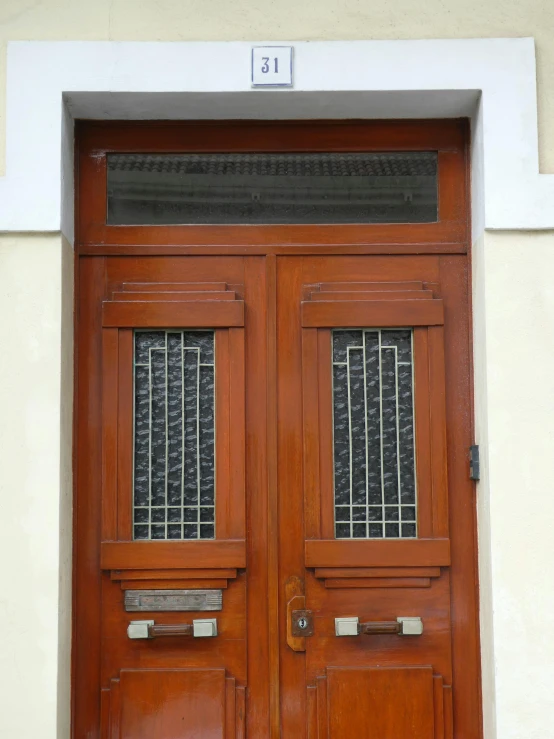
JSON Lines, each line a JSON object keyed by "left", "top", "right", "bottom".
{"left": 0, "top": 38, "right": 550, "bottom": 239}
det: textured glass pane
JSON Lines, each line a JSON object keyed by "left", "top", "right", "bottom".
{"left": 332, "top": 328, "right": 417, "bottom": 539}
{"left": 133, "top": 330, "right": 215, "bottom": 540}
{"left": 107, "top": 152, "right": 438, "bottom": 225}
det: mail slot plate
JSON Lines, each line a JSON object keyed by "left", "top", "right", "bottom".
{"left": 124, "top": 589, "right": 223, "bottom": 612}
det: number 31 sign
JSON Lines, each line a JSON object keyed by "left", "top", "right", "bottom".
{"left": 251, "top": 47, "right": 293, "bottom": 87}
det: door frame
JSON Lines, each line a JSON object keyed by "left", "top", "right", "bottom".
{"left": 73, "top": 119, "right": 480, "bottom": 738}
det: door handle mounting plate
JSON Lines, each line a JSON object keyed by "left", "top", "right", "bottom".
{"left": 127, "top": 617, "right": 218, "bottom": 639}
{"left": 335, "top": 616, "right": 423, "bottom": 636}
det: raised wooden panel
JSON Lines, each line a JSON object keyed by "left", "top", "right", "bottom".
{"left": 314, "top": 566, "right": 442, "bottom": 588}
{"left": 103, "top": 668, "right": 245, "bottom": 739}
{"left": 119, "top": 282, "right": 229, "bottom": 292}
{"left": 110, "top": 568, "right": 238, "bottom": 581}
{"left": 100, "top": 540, "right": 247, "bottom": 570}
{"left": 314, "top": 567, "right": 441, "bottom": 579}
{"left": 103, "top": 300, "right": 245, "bottom": 327}
{"left": 112, "top": 291, "right": 237, "bottom": 301}
{"left": 324, "top": 576, "right": 431, "bottom": 588}
{"left": 328, "top": 666, "right": 433, "bottom": 738}
{"left": 305, "top": 539, "right": 451, "bottom": 568}
{"left": 310, "top": 667, "right": 452, "bottom": 739}
{"left": 301, "top": 299, "right": 444, "bottom": 327}
{"left": 103, "top": 281, "right": 245, "bottom": 327}
{"left": 301, "top": 280, "right": 444, "bottom": 327}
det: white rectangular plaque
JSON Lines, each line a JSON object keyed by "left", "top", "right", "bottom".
{"left": 251, "top": 46, "right": 293, "bottom": 87}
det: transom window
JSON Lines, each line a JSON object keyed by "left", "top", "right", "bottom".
{"left": 107, "top": 152, "right": 438, "bottom": 225}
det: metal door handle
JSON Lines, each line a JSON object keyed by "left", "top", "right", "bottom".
{"left": 335, "top": 616, "right": 423, "bottom": 636}
{"left": 127, "top": 618, "right": 218, "bottom": 639}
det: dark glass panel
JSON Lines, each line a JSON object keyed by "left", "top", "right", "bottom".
{"left": 132, "top": 330, "right": 215, "bottom": 540}
{"left": 107, "top": 152, "right": 438, "bottom": 225}
{"left": 332, "top": 328, "right": 417, "bottom": 540}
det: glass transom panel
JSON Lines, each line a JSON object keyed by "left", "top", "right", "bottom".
{"left": 332, "top": 329, "right": 417, "bottom": 539}
{"left": 107, "top": 152, "right": 438, "bottom": 225}
{"left": 133, "top": 330, "right": 215, "bottom": 540}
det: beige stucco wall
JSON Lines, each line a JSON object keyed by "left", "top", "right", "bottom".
{"left": 475, "top": 231, "right": 554, "bottom": 739}
{"left": 1, "top": 0, "right": 554, "bottom": 170}
{"left": 0, "top": 234, "right": 73, "bottom": 739}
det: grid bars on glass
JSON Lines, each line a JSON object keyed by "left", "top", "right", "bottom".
{"left": 332, "top": 329, "right": 417, "bottom": 539}
{"left": 133, "top": 330, "right": 215, "bottom": 540}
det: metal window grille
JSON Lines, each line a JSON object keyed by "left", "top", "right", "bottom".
{"left": 332, "top": 329, "right": 417, "bottom": 539}
{"left": 133, "top": 330, "right": 215, "bottom": 540}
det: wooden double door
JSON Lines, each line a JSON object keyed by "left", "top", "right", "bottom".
{"left": 74, "top": 251, "right": 480, "bottom": 738}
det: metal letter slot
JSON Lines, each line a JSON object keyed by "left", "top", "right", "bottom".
{"left": 124, "top": 589, "right": 222, "bottom": 612}
{"left": 335, "top": 616, "right": 423, "bottom": 637}
{"left": 127, "top": 618, "right": 218, "bottom": 640}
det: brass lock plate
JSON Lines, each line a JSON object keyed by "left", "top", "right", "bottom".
{"left": 291, "top": 609, "right": 314, "bottom": 637}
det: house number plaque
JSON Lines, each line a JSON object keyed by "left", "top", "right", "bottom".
{"left": 251, "top": 46, "right": 293, "bottom": 87}
{"left": 124, "top": 589, "right": 223, "bottom": 612}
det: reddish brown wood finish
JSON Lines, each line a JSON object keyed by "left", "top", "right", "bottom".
{"left": 305, "top": 539, "right": 451, "bottom": 567}
{"left": 277, "top": 255, "right": 477, "bottom": 739}
{"left": 100, "top": 540, "right": 247, "bottom": 570}
{"left": 301, "top": 299, "right": 444, "bottom": 327}
{"left": 73, "top": 121, "right": 481, "bottom": 739}
{"left": 103, "top": 669, "right": 245, "bottom": 738}
{"left": 76, "top": 120, "right": 468, "bottom": 251}
{"left": 318, "top": 666, "right": 444, "bottom": 738}
{"left": 102, "top": 300, "right": 245, "bottom": 327}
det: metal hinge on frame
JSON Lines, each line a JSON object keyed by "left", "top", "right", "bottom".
{"left": 469, "top": 445, "right": 480, "bottom": 481}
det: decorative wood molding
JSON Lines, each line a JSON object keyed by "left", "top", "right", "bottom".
{"left": 301, "top": 280, "right": 444, "bottom": 327}
{"left": 305, "top": 539, "right": 451, "bottom": 568}
{"left": 324, "top": 577, "right": 432, "bottom": 588}
{"left": 110, "top": 567, "right": 239, "bottom": 590}
{"left": 102, "top": 281, "right": 245, "bottom": 327}
{"left": 110, "top": 567, "right": 238, "bottom": 581}
{"left": 101, "top": 540, "right": 247, "bottom": 570}
{"left": 314, "top": 565, "right": 442, "bottom": 588}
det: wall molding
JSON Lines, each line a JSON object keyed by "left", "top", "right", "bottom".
{"left": 0, "top": 38, "right": 548, "bottom": 240}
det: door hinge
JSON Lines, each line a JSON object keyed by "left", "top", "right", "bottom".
{"left": 469, "top": 445, "right": 480, "bottom": 481}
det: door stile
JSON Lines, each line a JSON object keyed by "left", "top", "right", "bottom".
{"left": 102, "top": 328, "right": 119, "bottom": 541}
{"left": 228, "top": 328, "right": 246, "bottom": 539}
{"left": 73, "top": 256, "right": 106, "bottom": 738}
{"left": 427, "top": 325, "right": 449, "bottom": 538}
{"left": 117, "top": 329, "right": 134, "bottom": 539}
{"left": 277, "top": 257, "right": 308, "bottom": 737}
{"left": 302, "top": 326, "right": 321, "bottom": 541}
{"left": 265, "top": 254, "right": 281, "bottom": 739}
{"left": 438, "top": 256, "right": 482, "bottom": 736}
{"left": 243, "top": 257, "right": 273, "bottom": 738}
{"left": 316, "top": 329, "right": 334, "bottom": 541}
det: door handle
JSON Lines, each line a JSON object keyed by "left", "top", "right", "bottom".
{"left": 335, "top": 616, "right": 423, "bottom": 637}
{"left": 127, "top": 618, "right": 218, "bottom": 639}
